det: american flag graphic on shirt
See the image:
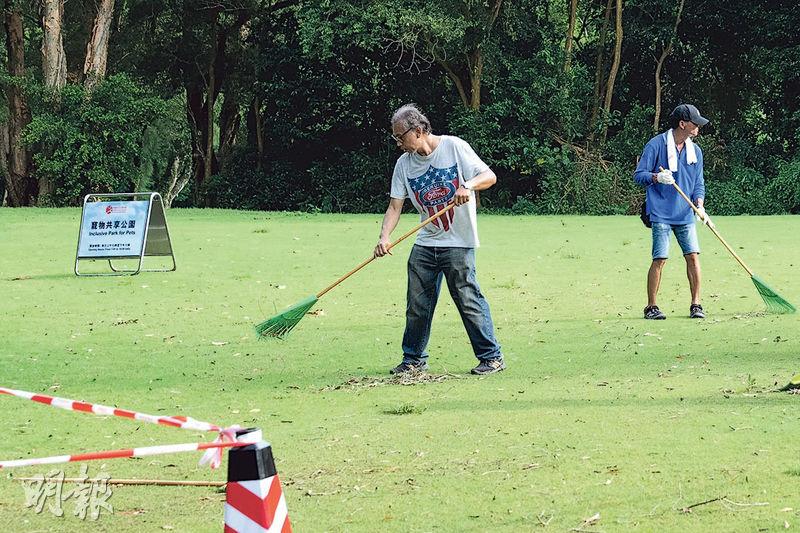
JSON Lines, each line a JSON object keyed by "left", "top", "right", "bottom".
{"left": 408, "top": 164, "right": 459, "bottom": 231}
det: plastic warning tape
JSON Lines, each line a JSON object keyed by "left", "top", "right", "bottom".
{"left": 0, "top": 387, "right": 222, "bottom": 433}
{"left": 0, "top": 440, "right": 251, "bottom": 469}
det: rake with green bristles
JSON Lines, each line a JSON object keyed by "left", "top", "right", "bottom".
{"left": 255, "top": 202, "right": 458, "bottom": 339}
{"left": 779, "top": 372, "right": 800, "bottom": 392}
{"left": 669, "top": 178, "right": 796, "bottom": 314}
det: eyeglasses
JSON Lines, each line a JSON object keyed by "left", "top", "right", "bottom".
{"left": 391, "top": 126, "right": 415, "bottom": 143}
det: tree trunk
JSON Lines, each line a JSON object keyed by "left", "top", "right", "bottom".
{"left": 83, "top": 0, "right": 116, "bottom": 90}
{"left": 251, "top": 96, "right": 264, "bottom": 169}
{"left": 600, "top": 0, "right": 623, "bottom": 142}
{"left": 467, "top": 49, "right": 483, "bottom": 110}
{"left": 183, "top": 6, "right": 251, "bottom": 206}
{"left": 4, "top": 1, "right": 33, "bottom": 207}
{"left": 41, "top": 0, "right": 67, "bottom": 91}
{"left": 588, "top": 0, "right": 613, "bottom": 136}
{"left": 203, "top": 14, "right": 217, "bottom": 206}
{"left": 653, "top": 0, "right": 685, "bottom": 131}
{"left": 217, "top": 92, "right": 240, "bottom": 170}
{"left": 165, "top": 155, "right": 191, "bottom": 208}
{"left": 564, "top": 0, "right": 578, "bottom": 72}
{"left": 430, "top": 0, "right": 501, "bottom": 110}
{"left": 245, "top": 95, "right": 263, "bottom": 167}
{"left": 185, "top": 83, "right": 206, "bottom": 206}
{"left": 435, "top": 58, "right": 470, "bottom": 108}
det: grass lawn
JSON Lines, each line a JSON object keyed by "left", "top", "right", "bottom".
{"left": 1, "top": 207, "right": 799, "bottom": 532}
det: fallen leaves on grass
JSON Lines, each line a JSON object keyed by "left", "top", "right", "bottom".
{"left": 321, "top": 373, "right": 461, "bottom": 391}
{"left": 383, "top": 402, "right": 426, "bottom": 415}
{"left": 305, "top": 489, "right": 339, "bottom": 496}
{"left": 118, "top": 508, "right": 146, "bottom": 516}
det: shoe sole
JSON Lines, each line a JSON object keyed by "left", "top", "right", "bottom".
{"left": 471, "top": 365, "right": 506, "bottom": 375}
{"left": 390, "top": 368, "right": 428, "bottom": 375}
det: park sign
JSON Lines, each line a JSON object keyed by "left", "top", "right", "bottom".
{"left": 77, "top": 200, "right": 149, "bottom": 257}
{"left": 74, "top": 192, "right": 176, "bottom": 276}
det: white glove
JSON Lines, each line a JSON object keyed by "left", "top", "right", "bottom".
{"left": 695, "top": 206, "right": 715, "bottom": 228}
{"left": 655, "top": 169, "right": 675, "bottom": 185}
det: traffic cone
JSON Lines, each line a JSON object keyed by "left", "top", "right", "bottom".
{"left": 224, "top": 428, "right": 291, "bottom": 533}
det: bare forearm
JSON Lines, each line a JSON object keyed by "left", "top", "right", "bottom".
{"left": 464, "top": 169, "right": 497, "bottom": 191}
{"left": 379, "top": 198, "right": 404, "bottom": 240}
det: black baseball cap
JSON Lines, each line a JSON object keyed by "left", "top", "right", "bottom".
{"left": 669, "top": 104, "right": 709, "bottom": 127}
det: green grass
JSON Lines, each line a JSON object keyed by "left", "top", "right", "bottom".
{"left": 1, "top": 208, "right": 799, "bottom": 532}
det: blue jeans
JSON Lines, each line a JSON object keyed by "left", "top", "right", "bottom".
{"left": 651, "top": 222, "right": 700, "bottom": 259}
{"left": 402, "top": 245, "right": 502, "bottom": 364}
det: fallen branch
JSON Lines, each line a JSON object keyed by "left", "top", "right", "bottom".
{"left": 570, "top": 512, "right": 601, "bottom": 531}
{"left": 680, "top": 496, "right": 724, "bottom": 513}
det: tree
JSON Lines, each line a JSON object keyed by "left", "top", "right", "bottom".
{"left": 392, "top": 0, "right": 504, "bottom": 110}
{"left": 588, "top": 0, "right": 613, "bottom": 136}
{"left": 3, "top": 0, "right": 33, "bottom": 206}
{"left": 300, "top": 0, "right": 504, "bottom": 111}
{"left": 652, "top": 0, "right": 684, "bottom": 130}
{"left": 83, "top": 0, "right": 115, "bottom": 90}
{"left": 564, "top": 0, "right": 578, "bottom": 72}
{"left": 40, "top": 0, "right": 67, "bottom": 90}
{"left": 599, "top": 0, "right": 622, "bottom": 142}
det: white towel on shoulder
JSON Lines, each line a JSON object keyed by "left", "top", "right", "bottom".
{"left": 665, "top": 129, "right": 697, "bottom": 171}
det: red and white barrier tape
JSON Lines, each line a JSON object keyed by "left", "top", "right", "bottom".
{"left": 0, "top": 387, "right": 221, "bottom": 433}
{"left": 0, "top": 440, "right": 251, "bottom": 469}
{"left": 0, "top": 386, "right": 259, "bottom": 469}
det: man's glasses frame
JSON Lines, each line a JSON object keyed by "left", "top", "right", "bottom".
{"left": 391, "top": 126, "right": 415, "bottom": 143}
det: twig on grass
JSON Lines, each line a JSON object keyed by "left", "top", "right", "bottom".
{"left": 721, "top": 497, "right": 769, "bottom": 509}
{"left": 536, "top": 510, "right": 553, "bottom": 527}
{"left": 570, "top": 512, "right": 601, "bottom": 531}
{"left": 680, "top": 496, "right": 724, "bottom": 513}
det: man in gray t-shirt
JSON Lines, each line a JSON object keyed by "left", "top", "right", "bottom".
{"left": 374, "top": 103, "right": 504, "bottom": 376}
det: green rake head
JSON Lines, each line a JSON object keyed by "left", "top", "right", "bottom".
{"left": 255, "top": 295, "right": 318, "bottom": 339}
{"left": 779, "top": 373, "right": 800, "bottom": 392}
{"left": 751, "top": 275, "right": 796, "bottom": 314}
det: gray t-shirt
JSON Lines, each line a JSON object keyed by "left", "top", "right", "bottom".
{"left": 390, "top": 135, "right": 489, "bottom": 248}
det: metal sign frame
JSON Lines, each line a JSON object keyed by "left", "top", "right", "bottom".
{"left": 75, "top": 192, "right": 176, "bottom": 276}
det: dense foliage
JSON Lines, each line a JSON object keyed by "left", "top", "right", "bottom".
{"left": 1, "top": 0, "right": 798, "bottom": 214}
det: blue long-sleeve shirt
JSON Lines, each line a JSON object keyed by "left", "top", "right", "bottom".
{"left": 634, "top": 132, "right": 705, "bottom": 225}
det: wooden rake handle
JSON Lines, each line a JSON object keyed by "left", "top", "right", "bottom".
{"left": 316, "top": 202, "right": 458, "bottom": 298}
{"left": 659, "top": 167, "right": 753, "bottom": 276}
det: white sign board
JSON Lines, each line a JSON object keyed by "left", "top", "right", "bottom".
{"left": 77, "top": 200, "right": 150, "bottom": 257}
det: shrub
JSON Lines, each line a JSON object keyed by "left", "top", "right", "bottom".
{"left": 23, "top": 75, "right": 184, "bottom": 206}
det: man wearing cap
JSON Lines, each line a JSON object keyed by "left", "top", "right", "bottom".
{"left": 634, "top": 103, "right": 712, "bottom": 320}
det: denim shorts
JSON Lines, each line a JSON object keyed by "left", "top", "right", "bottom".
{"left": 651, "top": 222, "right": 700, "bottom": 259}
